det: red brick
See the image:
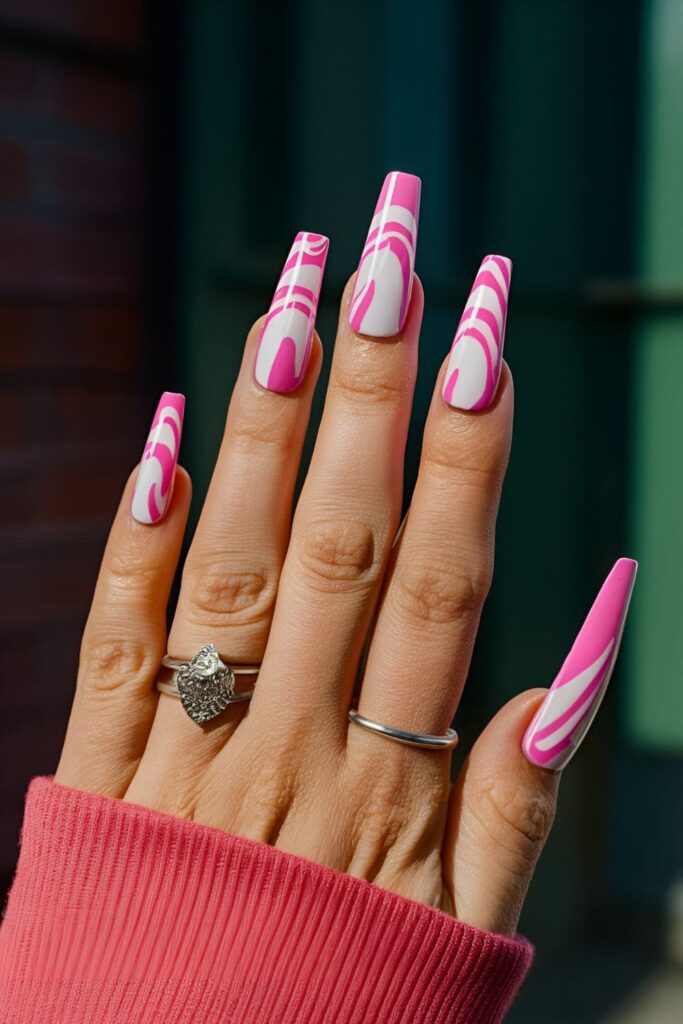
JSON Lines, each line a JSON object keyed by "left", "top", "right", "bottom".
{"left": 0, "top": 218, "right": 141, "bottom": 296}
{"left": 0, "top": 633, "right": 42, "bottom": 702}
{"left": 0, "top": 623, "right": 81, "bottom": 872}
{"left": 0, "top": 718, "right": 67, "bottom": 799}
{"left": 62, "top": 68, "right": 141, "bottom": 135}
{"left": 0, "top": 533, "right": 104, "bottom": 629}
{"left": 0, "top": 387, "right": 40, "bottom": 447}
{"left": 71, "top": 306, "right": 143, "bottom": 367}
{"left": 44, "top": 145, "right": 144, "bottom": 217}
{"left": 0, "top": 1, "right": 145, "bottom": 52}
{"left": 3, "top": 450, "right": 133, "bottom": 527}
{"left": 44, "top": 459, "right": 132, "bottom": 519}
{"left": 0, "top": 51, "right": 141, "bottom": 135}
{"left": 0, "top": 623, "right": 79, "bottom": 729}
{"left": 0, "top": 629, "right": 76, "bottom": 710}
{"left": 53, "top": 385, "right": 146, "bottom": 442}
{"left": 0, "top": 383, "right": 145, "bottom": 447}
{"left": 74, "top": 0, "right": 145, "bottom": 50}
{"left": 0, "top": 139, "right": 29, "bottom": 200}
{"left": 40, "top": 620, "right": 83, "bottom": 701}
{"left": 0, "top": 52, "right": 40, "bottom": 110}
{"left": 0, "top": 0, "right": 150, "bottom": 893}
{"left": 0, "top": 303, "right": 143, "bottom": 372}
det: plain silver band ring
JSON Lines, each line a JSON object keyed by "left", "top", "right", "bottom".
{"left": 161, "top": 655, "right": 260, "bottom": 674}
{"left": 348, "top": 709, "right": 459, "bottom": 751}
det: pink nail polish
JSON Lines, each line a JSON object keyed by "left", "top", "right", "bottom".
{"left": 349, "top": 171, "right": 421, "bottom": 338}
{"left": 442, "top": 254, "right": 512, "bottom": 410}
{"left": 522, "top": 558, "right": 638, "bottom": 771}
{"left": 253, "top": 232, "right": 329, "bottom": 394}
{"left": 131, "top": 392, "right": 185, "bottom": 525}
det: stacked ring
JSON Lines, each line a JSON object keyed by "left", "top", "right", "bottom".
{"left": 156, "top": 643, "right": 259, "bottom": 726}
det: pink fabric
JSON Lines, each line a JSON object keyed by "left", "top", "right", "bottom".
{"left": 0, "top": 778, "right": 533, "bottom": 1022}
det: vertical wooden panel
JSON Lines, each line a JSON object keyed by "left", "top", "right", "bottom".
{"left": 627, "top": 0, "right": 683, "bottom": 750}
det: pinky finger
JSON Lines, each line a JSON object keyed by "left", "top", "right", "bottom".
{"left": 55, "top": 394, "right": 191, "bottom": 797}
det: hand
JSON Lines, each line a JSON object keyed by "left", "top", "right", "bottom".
{"left": 54, "top": 180, "right": 622, "bottom": 939}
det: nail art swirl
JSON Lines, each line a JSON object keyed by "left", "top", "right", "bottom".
{"left": 349, "top": 171, "right": 421, "bottom": 338}
{"left": 131, "top": 392, "right": 184, "bottom": 525}
{"left": 522, "top": 558, "right": 637, "bottom": 770}
{"left": 442, "top": 255, "right": 512, "bottom": 411}
{"left": 254, "top": 232, "right": 329, "bottom": 394}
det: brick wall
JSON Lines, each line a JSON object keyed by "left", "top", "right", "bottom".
{"left": 0, "top": 2, "right": 171, "bottom": 889}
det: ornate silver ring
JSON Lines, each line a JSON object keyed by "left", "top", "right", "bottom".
{"left": 156, "top": 643, "right": 259, "bottom": 725}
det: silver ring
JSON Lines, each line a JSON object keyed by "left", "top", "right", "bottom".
{"left": 348, "top": 708, "right": 458, "bottom": 751}
{"left": 157, "top": 643, "right": 259, "bottom": 726}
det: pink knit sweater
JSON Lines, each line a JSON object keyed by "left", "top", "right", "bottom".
{"left": 0, "top": 778, "right": 532, "bottom": 1022}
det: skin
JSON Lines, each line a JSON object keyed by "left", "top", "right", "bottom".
{"left": 55, "top": 275, "right": 559, "bottom": 936}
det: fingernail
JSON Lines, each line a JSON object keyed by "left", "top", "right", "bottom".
{"left": 442, "top": 254, "right": 512, "bottom": 410}
{"left": 349, "top": 170, "right": 421, "bottom": 338}
{"left": 254, "top": 231, "right": 329, "bottom": 394}
{"left": 131, "top": 392, "right": 185, "bottom": 524}
{"left": 522, "top": 558, "right": 638, "bottom": 770}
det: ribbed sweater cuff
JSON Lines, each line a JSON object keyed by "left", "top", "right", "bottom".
{"left": 0, "top": 777, "right": 532, "bottom": 1023}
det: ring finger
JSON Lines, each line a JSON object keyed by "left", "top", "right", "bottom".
{"left": 355, "top": 255, "right": 513, "bottom": 741}
{"left": 125, "top": 232, "right": 328, "bottom": 803}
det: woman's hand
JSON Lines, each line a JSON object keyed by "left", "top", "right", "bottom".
{"left": 53, "top": 174, "right": 632, "bottom": 939}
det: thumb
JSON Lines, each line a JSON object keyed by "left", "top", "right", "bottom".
{"left": 444, "top": 557, "right": 637, "bottom": 935}
{"left": 444, "top": 690, "right": 558, "bottom": 936}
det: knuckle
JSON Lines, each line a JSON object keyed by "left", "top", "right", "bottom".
{"left": 332, "top": 364, "right": 407, "bottom": 407}
{"left": 424, "top": 416, "right": 509, "bottom": 483}
{"left": 482, "top": 780, "right": 556, "bottom": 846}
{"left": 296, "top": 518, "right": 377, "bottom": 592}
{"left": 102, "top": 551, "right": 161, "bottom": 604}
{"left": 350, "top": 761, "right": 410, "bottom": 851}
{"left": 226, "top": 747, "right": 301, "bottom": 843}
{"left": 182, "top": 565, "right": 274, "bottom": 625}
{"left": 360, "top": 793, "right": 405, "bottom": 852}
{"left": 228, "top": 405, "right": 300, "bottom": 456}
{"left": 423, "top": 445, "right": 502, "bottom": 489}
{"left": 393, "top": 562, "right": 491, "bottom": 626}
{"left": 79, "top": 636, "right": 156, "bottom": 695}
{"left": 348, "top": 753, "right": 447, "bottom": 872}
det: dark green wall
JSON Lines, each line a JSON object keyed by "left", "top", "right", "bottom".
{"left": 178, "top": 0, "right": 682, "bottom": 960}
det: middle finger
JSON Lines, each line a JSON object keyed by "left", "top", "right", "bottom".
{"left": 248, "top": 172, "right": 423, "bottom": 734}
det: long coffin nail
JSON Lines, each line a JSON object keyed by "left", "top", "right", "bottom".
{"left": 349, "top": 170, "right": 421, "bottom": 338}
{"left": 254, "top": 231, "right": 329, "bottom": 394}
{"left": 442, "top": 254, "right": 512, "bottom": 410}
{"left": 522, "top": 558, "right": 638, "bottom": 771}
{"left": 131, "top": 392, "right": 185, "bottom": 524}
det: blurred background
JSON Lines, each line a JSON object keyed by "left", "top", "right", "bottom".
{"left": 1, "top": 1, "right": 682, "bottom": 1020}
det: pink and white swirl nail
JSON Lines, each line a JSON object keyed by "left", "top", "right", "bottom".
{"left": 522, "top": 558, "right": 638, "bottom": 771}
{"left": 349, "top": 171, "right": 421, "bottom": 338}
{"left": 254, "top": 231, "right": 329, "bottom": 394}
{"left": 131, "top": 392, "right": 185, "bottom": 525}
{"left": 442, "top": 254, "right": 512, "bottom": 411}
